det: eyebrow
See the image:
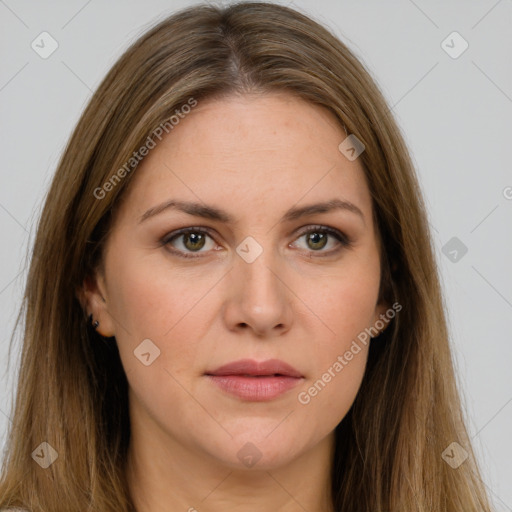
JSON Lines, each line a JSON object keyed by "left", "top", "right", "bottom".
{"left": 139, "top": 198, "right": 365, "bottom": 225}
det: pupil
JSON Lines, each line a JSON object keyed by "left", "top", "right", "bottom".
{"left": 185, "top": 233, "right": 205, "bottom": 251}
{"left": 308, "top": 232, "right": 327, "bottom": 250}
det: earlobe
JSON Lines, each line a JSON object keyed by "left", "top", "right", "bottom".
{"left": 76, "top": 272, "right": 116, "bottom": 338}
{"left": 88, "top": 313, "right": 100, "bottom": 330}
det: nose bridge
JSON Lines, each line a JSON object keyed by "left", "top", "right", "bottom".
{"left": 237, "top": 236, "right": 283, "bottom": 306}
{"left": 225, "top": 234, "right": 292, "bottom": 335}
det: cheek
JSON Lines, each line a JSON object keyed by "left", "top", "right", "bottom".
{"left": 301, "top": 253, "right": 381, "bottom": 347}
{"left": 106, "top": 251, "right": 220, "bottom": 338}
{"left": 292, "top": 253, "right": 380, "bottom": 428}
{"left": 313, "top": 280, "right": 378, "bottom": 339}
{"left": 103, "top": 253, "right": 220, "bottom": 387}
{"left": 295, "top": 276, "right": 376, "bottom": 433}
{"left": 295, "top": 344, "right": 368, "bottom": 441}
{"left": 105, "top": 258, "right": 214, "bottom": 430}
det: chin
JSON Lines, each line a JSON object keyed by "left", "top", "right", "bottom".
{"left": 207, "top": 433, "right": 305, "bottom": 472}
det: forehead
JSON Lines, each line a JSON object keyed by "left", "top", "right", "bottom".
{"left": 120, "top": 92, "right": 373, "bottom": 223}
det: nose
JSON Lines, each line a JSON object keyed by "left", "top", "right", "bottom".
{"left": 222, "top": 245, "right": 293, "bottom": 338}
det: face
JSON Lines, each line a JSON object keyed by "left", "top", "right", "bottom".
{"left": 84, "top": 92, "right": 388, "bottom": 471}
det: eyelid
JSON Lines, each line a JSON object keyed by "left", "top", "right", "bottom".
{"left": 161, "top": 225, "right": 216, "bottom": 243}
{"left": 293, "top": 224, "right": 351, "bottom": 245}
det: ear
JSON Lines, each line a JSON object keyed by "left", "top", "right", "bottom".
{"left": 371, "top": 255, "right": 397, "bottom": 337}
{"left": 371, "top": 299, "right": 392, "bottom": 338}
{"left": 76, "top": 270, "right": 116, "bottom": 338}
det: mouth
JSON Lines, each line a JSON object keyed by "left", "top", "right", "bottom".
{"left": 205, "top": 359, "right": 304, "bottom": 401}
{"left": 206, "top": 358, "right": 303, "bottom": 378}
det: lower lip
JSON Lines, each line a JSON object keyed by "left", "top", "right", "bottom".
{"left": 206, "top": 375, "right": 303, "bottom": 401}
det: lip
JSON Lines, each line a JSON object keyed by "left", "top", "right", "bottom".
{"left": 207, "top": 358, "right": 303, "bottom": 378}
{"left": 205, "top": 359, "right": 304, "bottom": 401}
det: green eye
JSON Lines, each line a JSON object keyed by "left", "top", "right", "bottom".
{"left": 304, "top": 231, "right": 328, "bottom": 250}
{"left": 162, "top": 225, "right": 350, "bottom": 259}
{"left": 181, "top": 232, "right": 207, "bottom": 251}
{"left": 163, "top": 228, "right": 216, "bottom": 258}
{"left": 292, "top": 226, "right": 350, "bottom": 255}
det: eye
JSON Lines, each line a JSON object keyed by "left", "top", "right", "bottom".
{"left": 162, "top": 227, "right": 218, "bottom": 258}
{"left": 161, "top": 225, "right": 351, "bottom": 259}
{"left": 291, "top": 225, "right": 351, "bottom": 255}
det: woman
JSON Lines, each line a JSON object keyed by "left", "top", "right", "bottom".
{"left": 0, "top": 2, "right": 493, "bottom": 511}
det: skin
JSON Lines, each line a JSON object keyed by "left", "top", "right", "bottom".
{"left": 82, "top": 92, "right": 389, "bottom": 511}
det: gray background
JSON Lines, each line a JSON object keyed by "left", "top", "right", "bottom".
{"left": 0, "top": 0, "right": 511, "bottom": 509}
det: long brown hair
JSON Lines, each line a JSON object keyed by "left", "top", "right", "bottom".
{"left": 0, "top": 2, "right": 492, "bottom": 510}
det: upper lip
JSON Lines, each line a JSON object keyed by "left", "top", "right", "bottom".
{"left": 206, "top": 359, "right": 303, "bottom": 378}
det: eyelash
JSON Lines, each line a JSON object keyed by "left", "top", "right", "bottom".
{"left": 160, "top": 225, "right": 352, "bottom": 259}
